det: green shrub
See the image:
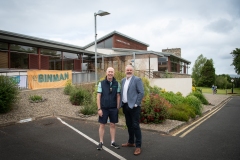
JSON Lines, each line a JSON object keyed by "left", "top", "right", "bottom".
{"left": 29, "top": 95, "right": 43, "bottom": 102}
{"left": 142, "top": 77, "right": 151, "bottom": 96}
{"left": 189, "top": 91, "right": 209, "bottom": 105}
{"left": 70, "top": 87, "right": 92, "bottom": 106}
{"left": 64, "top": 80, "right": 74, "bottom": 95}
{"left": 176, "top": 92, "right": 183, "bottom": 97}
{"left": 167, "top": 108, "right": 189, "bottom": 121}
{"left": 0, "top": 75, "right": 19, "bottom": 113}
{"left": 80, "top": 102, "right": 97, "bottom": 115}
{"left": 150, "top": 85, "right": 162, "bottom": 94}
{"left": 196, "top": 88, "right": 202, "bottom": 93}
{"left": 114, "top": 71, "right": 125, "bottom": 82}
{"left": 167, "top": 103, "right": 196, "bottom": 121}
{"left": 160, "top": 91, "right": 185, "bottom": 105}
{"left": 141, "top": 94, "right": 170, "bottom": 124}
{"left": 184, "top": 95, "right": 203, "bottom": 116}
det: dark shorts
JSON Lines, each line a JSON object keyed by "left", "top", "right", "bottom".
{"left": 98, "top": 108, "right": 118, "bottom": 124}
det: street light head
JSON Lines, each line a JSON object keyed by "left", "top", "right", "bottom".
{"left": 231, "top": 79, "right": 234, "bottom": 82}
{"left": 96, "top": 10, "right": 110, "bottom": 16}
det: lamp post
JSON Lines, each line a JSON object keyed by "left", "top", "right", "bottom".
{"left": 94, "top": 10, "right": 110, "bottom": 84}
{"left": 231, "top": 79, "right": 234, "bottom": 94}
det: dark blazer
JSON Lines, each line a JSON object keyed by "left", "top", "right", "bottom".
{"left": 120, "top": 75, "right": 144, "bottom": 109}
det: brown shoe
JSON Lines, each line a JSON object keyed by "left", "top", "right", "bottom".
{"left": 121, "top": 143, "right": 135, "bottom": 147}
{"left": 134, "top": 148, "right": 141, "bottom": 155}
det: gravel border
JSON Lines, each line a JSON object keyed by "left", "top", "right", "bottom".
{"left": 0, "top": 88, "right": 231, "bottom": 134}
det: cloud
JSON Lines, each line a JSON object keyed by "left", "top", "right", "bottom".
{"left": 204, "top": 18, "right": 235, "bottom": 34}
{"left": 0, "top": 0, "right": 240, "bottom": 75}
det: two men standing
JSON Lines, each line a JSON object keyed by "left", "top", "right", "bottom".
{"left": 96, "top": 65, "right": 144, "bottom": 155}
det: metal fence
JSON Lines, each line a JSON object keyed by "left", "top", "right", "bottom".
{"left": 0, "top": 70, "right": 96, "bottom": 90}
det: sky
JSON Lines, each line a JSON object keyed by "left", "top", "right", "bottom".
{"left": 0, "top": 0, "right": 239, "bottom": 75}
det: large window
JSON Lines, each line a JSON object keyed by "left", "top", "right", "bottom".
{"left": 158, "top": 56, "right": 168, "bottom": 71}
{"left": 41, "top": 49, "right": 61, "bottom": 70}
{"left": 63, "top": 59, "right": 74, "bottom": 70}
{"left": 63, "top": 52, "right": 79, "bottom": 59}
{"left": 49, "top": 57, "right": 61, "bottom": 70}
{"left": 10, "top": 44, "right": 37, "bottom": 54}
{"left": 10, "top": 52, "right": 28, "bottom": 69}
{"left": 170, "top": 57, "right": 179, "bottom": 72}
{"left": 0, "top": 42, "right": 8, "bottom": 50}
{"left": 171, "top": 63, "right": 177, "bottom": 72}
{"left": 97, "top": 37, "right": 113, "bottom": 49}
{"left": 41, "top": 49, "right": 61, "bottom": 57}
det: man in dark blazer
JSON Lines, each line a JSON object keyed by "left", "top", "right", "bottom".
{"left": 120, "top": 65, "right": 144, "bottom": 155}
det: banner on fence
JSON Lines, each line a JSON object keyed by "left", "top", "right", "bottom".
{"left": 11, "top": 75, "right": 27, "bottom": 89}
{"left": 27, "top": 70, "right": 72, "bottom": 90}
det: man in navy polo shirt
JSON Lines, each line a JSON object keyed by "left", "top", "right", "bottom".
{"left": 96, "top": 67, "right": 121, "bottom": 150}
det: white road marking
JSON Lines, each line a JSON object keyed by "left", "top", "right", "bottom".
{"left": 172, "top": 98, "right": 231, "bottom": 137}
{"left": 18, "top": 118, "right": 32, "bottom": 123}
{"left": 57, "top": 117, "right": 127, "bottom": 160}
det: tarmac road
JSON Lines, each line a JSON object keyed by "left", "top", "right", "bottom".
{"left": 0, "top": 96, "right": 240, "bottom": 160}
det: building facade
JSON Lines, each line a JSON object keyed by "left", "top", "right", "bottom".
{"left": 84, "top": 31, "right": 191, "bottom": 76}
{"left": 0, "top": 30, "right": 191, "bottom": 78}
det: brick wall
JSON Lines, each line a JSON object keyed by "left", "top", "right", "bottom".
{"left": 162, "top": 48, "right": 181, "bottom": 57}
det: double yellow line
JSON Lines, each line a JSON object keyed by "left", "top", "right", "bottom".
{"left": 172, "top": 98, "right": 232, "bottom": 138}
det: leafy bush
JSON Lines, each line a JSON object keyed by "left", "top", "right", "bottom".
{"left": 0, "top": 76, "right": 19, "bottom": 113}
{"left": 168, "top": 104, "right": 196, "bottom": 121}
{"left": 150, "top": 85, "right": 162, "bottom": 94}
{"left": 196, "top": 88, "right": 202, "bottom": 93}
{"left": 141, "top": 94, "right": 170, "bottom": 124}
{"left": 176, "top": 92, "right": 183, "bottom": 97}
{"left": 189, "top": 91, "right": 209, "bottom": 105}
{"left": 64, "top": 80, "right": 74, "bottom": 95}
{"left": 29, "top": 95, "right": 43, "bottom": 102}
{"left": 114, "top": 71, "right": 125, "bottom": 82}
{"left": 184, "top": 95, "right": 203, "bottom": 116}
{"left": 160, "top": 91, "right": 185, "bottom": 105}
{"left": 141, "top": 77, "right": 151, "bottom": 96}
{"left": 80, "top": 102, "right": 97, "bottom": 115}
{"left": 70, "top": 87, "right": 92, "bottom": 106}
{"left": 167, "top": 108, "right": 189, "bottom": 121}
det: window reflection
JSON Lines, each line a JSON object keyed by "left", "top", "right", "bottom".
{"left": 10, "top": 44, "right": 37, "bottom": 54}
{"left": 49, "top": 57, "right": 62, "bottom": 70}
{"left": 41, "top": 49, "right": 61, "bottom": 57}
{"left": 10, "top": 52, "right": 28, "bottom": 69}
{"left": 0, "top": 42, "right": 8, "bottom": 50}
{"left": 97, "top": 37, "right": 113, "bottom": 49}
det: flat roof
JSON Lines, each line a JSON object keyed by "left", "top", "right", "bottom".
{"left": 0, "top": 30, "right": 99, "bottom": 56}
{"left": 111, "top": 48, "right": 191, "bottom": 64}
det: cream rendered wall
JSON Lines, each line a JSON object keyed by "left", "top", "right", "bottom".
{"left": 133, "top": 55, "right": 158, "bottom": 71}
{"left": 150, "top": 78, "right": 192, "bottom": 97}
{"left": 85, "top": 46, "right": 158, "bottom": 71}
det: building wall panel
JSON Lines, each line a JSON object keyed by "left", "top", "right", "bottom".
{"left": 0, "top": 51, "right": 8, "bottom": 68}
{"left": 113, "top": 35, "right": 147, "bottom": 50}
{"left": 29, "top": 54, "right": 39, "bottom": 69}
{"left": 41, "top": 55, "right": 49, "bottom": 69}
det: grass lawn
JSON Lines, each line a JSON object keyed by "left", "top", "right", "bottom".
{"left": 197, "top": 87, "right": 240, "bottom": 95}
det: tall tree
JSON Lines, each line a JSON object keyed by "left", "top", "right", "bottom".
{"left": 230, "top": 48, "right": 240, "bottom": 74}
{"left": 191, "top": 54, "right": 207, "bottom": 86}
{"left": 198, "top": 59, "right": 215, "bottom": 87}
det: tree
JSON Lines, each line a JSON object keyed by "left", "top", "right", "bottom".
{"left": 230, "top": 48, "right": 240, "bottom": 74}
{"left": 198, "top": 59, "right": 215, "bottom": 87}
{"left": 215, "top": 75, "right": 230, "bottom": 89}
{"left": 191, "top": 54, "right": 207, "bottom": 86}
